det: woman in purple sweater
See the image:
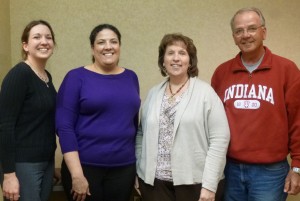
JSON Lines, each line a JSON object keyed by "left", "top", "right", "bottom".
{"left": 56, "top": 24, "right": 140, "bottom": 201}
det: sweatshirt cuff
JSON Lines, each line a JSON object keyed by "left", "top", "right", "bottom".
{"left": 291, "top": 160, "right": 300, "bottom": 168}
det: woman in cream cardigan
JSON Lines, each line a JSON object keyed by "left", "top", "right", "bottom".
{"left": 135, "top": 33, "right": 230, "bottom": 201}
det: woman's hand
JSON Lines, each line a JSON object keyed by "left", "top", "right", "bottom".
{"left": 64, "top": 151, "right": 91, "bottom": 201}
{"left": 199, "top": 187, "right": 215, "bottom": 201}
{"left": 3, "top": 173, "right": 20, "bottom": 201}
{"left": 53, "top": 168, "right": 62, "bottom": 185}
{"left": 71, "top": 174, "right": 91, "bottom": 201}
{"left": 134, "top": 176, "right": 141, "bottom": 196}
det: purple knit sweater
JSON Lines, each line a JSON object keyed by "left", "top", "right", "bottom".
{"left": 56, "top": 67, "right": 140, "bottom": 167}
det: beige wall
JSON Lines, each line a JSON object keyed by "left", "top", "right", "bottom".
{"left": 0, "top": 1, "right": 11, "bottom": 200}
{"left": 1, "top": 1, "right": 300, "bottom": 200}
{"left": 0, "top": 0, "right": 11, "bottom": 83}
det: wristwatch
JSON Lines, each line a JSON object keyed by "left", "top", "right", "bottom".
{"left": 292, "top": 167, "right": 300, "bottom": 175}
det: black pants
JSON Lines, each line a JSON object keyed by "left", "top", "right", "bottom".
{"left": 138, "top": 177, "right": 225, "bottom": 201}
{"left": 61, "top": 160, "right": 136, "bottom": 201}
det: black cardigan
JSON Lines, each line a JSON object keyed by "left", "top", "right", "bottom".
{"left": 0, "top": 62, "right": 57, "bottom": 173}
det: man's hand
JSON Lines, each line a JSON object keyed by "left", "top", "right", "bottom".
{"left": 284, "top": 169, "right": 300, "bottom": 195}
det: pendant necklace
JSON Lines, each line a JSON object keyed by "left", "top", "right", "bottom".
{"left": 168, "top": 78, "right": 189, "bottom": 103}
{"left": 26, "top": 61, "right": 49, "bottom": 88}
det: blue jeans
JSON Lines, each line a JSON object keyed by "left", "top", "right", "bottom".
{"left": 15, "top": 161, "right": 54, "bottom": 201}
{"left": 224, "top": 159, "right": 289, "bottom": 201}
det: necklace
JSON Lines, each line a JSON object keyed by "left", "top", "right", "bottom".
{"left": 168, "top": 78, "right": 189, "bottom": 103}
{"left": 36, "top": 72, "right": 49, "bottom": 88}
{"left": 26, "top": 61, "right": 49, "bottom": 88}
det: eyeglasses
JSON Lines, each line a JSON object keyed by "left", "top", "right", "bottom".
{"left": 233, "top": 25, "right": 264, "bottom": 37}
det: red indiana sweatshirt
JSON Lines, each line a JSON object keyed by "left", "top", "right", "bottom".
{"left": 211, "top": 47, "right": 300, "bottom": 168}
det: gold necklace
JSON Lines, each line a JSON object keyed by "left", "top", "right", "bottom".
{"left": 26, "top": 60, "right": 49, "bottom": 88}
{"left": 168, "top": 78, "right": 189, "bottom": 103}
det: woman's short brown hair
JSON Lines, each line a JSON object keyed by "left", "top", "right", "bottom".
{"left": 158, "top": 33, "right": 198, "bottom": 77}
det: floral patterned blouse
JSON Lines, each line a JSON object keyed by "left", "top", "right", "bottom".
{"left": 155, "top": 91, "right": 185, "bottom": 181}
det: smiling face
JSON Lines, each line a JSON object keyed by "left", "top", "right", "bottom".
{"left": 163, "top": 41, "right": 190, "bottom": 79}
{"left": 92, "top": 29, "right": 121, "bottom": 68}
{"left": 232, "top": 11, "right": 266, "bottom": 54}
{"left": 22, "top": 24, "right": 54, "bottom": 61}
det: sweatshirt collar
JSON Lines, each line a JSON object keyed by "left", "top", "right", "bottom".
{"left": 232, "top": 46, "right": 272, "bottom": 73}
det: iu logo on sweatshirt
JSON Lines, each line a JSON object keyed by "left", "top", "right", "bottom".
{"left": 224, "top": 84, "right": 274, "bottom": 109}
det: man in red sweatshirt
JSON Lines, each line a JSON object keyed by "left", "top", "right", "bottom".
{"left": 211, "top": 7, "right": 300, "bottom": 201}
